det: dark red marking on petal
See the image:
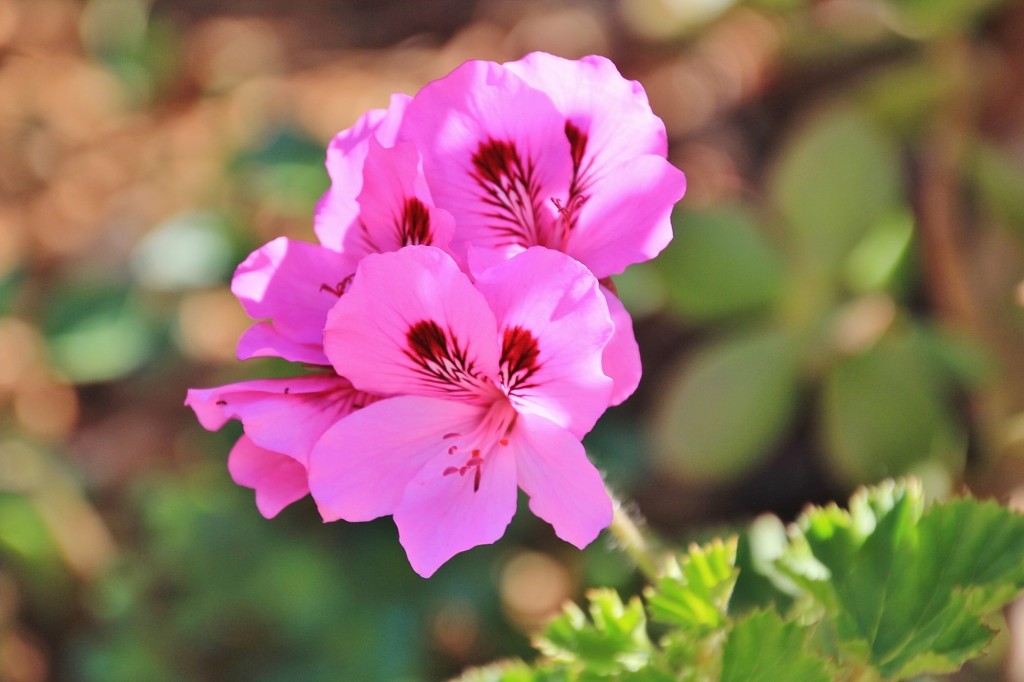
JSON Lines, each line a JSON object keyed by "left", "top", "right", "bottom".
{"left": 448, "top": 445, "right": 458, "bottom": 455}
{"left": 407, "top": 319, "right": 446, "bottom": 361}
{"left": 399, "top": 197, "right": 433, "bottom": 245}
{"left": 443, "top": 466, "right": 459, "bottom": 476}
{"left": 565, "top": 120, "right": 589, "bottom": 189}
{"left": 404, "top": 320, "right": 485, "bottom": 395}
{"left": 283, "top": 387, "right": 290, "bottom": 394}
{"left": 560, "top": 121, "right": 594, "bottom": 243}
{"left": 443, "top": 432, "right": 461, "bottom": 439}
{"left": 499, "top": 438, "right": 509, "bottom": 446}
{"left": 473, "top": 466, "right": 482, "bottom": 492}
{"left": 471, "top": 138, "right": 544, "bottom": 247}
{"left": 215, "top": 399, "right": 227, "bottom": 406}
{"left": 500, "top": 325, "right": 541, "bottom": 393}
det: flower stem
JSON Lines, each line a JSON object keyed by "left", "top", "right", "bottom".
{"left": 608, "top": 496, "right": 663, "bottom": 583}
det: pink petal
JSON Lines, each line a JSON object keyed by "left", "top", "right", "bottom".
{"left": 512, "top": 412, "right": 612, "bottom": 548}
{"left": 236, "top": 322, "right": 328, "bottom": 365}
{"left": 566, "top": 155, "right": 686, "bottom": 278}
{"left": 308, "top": 395, "right": 485, "bottom": 522}
{"left": 334, "top": 138, "right": 457, "bottom": 262}
{"left": 504, "top": 53, "right": 669, "bottom": 189}
{"left": 228, "top": 435, "right": 310, "bottom": 519}
{"left": 185, "top": 374, "right": 375, "bottom": 464}
{"left": 398, "top": 60, "right": 573, "bottom": 265}
{"left": 473, "top": 247, "right": 613, "bottom": 438}
{"left": 602, "top": 286, "right": 642, "bottom": 406}
{"left": 315, "top": 94, "right": 411, "bottom": 251}
{"left": 231, "top": 237, "right": 352, "bottom": 350}
{"left": 323, "top": 246, "right": 501, "bottom": 400}
{"left": 394, "top": 435, "right": 518, "bottom": 578}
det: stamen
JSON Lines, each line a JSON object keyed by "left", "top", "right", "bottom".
{"left": 319, "top": 274, "right": 355, "bottom": 297}
{"left": 550, "top": 195, "right": 587, "bottom": 250}
{"left": 435, "top": 398, "right": 518, "bottom": 493}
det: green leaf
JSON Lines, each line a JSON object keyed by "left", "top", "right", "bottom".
{"left": 451, "top": 659, "right": 541, "bottom": 682}
{"left": 131, "top": 212, "right": 236, "bottom": 291}
{"left": 779, "top": 479, "right": 1024, "bottom": 677}
{"left": 43, "top": 283, "right": 157, "bottom": 383}
{"left": 645, "top": 538, "right": 739, "bottom": 633}
{"left": 536, "top": 589, "right": 654, "bottom": 676}
{"left": 969, "top": 141, "right": 1024, "bottom": 235}
{"left": 730, "top": 515, "right": 796, "bottom": 614}
{"left": 657, "top": 206, "right": 783, "bottom": 322}
{"left": 820, "top": 331, "right": 965, "bottom": 485}
{"left": 231, "top": 128, "right": 330, "bottom": 215}
{"left": 721, "top": 610, "right": 831, "bottom": 682}
{"left": 855, "top": 60, "right": 950, "bottom": 136}
{"left": 915, "top": 326, "right": 995, "bottom": 389}
{"left": 771, "top": 107, "right": 902, "bottom": 269}
{"left": 843, "top": 208, "right": 915, "bottom": 296}
{"left": 884, "top": 0, "right": 1003, "bottom": 36}
{"left": 653, "top": 330, "right": 801, "bottom": 482}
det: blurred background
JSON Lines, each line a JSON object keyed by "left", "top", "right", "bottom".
{"left": 1, "top": 0, "right": 1023, "bottom": 679}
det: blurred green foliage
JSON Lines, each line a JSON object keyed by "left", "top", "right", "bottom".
{"left": 1, "top": 0, "right": 1023, "bottom": 680}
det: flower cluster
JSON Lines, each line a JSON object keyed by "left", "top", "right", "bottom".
{"left": 187, "top": 53, "right": 685, "bottom": 577}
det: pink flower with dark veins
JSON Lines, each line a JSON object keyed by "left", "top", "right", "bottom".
{"left": 314, "top": 93, "right": 410, "bottom": 254}
{"left": 235, "top": 134, "right": 456, "bottom": 365}
{"left": 398, "top": 54, "right": 686, "bottom": 405}
{"left": 186, "top": 375, "right": 378, "bottom": 518}
{"left": 308, "top": 245, "right": 616, "bottom": 577}
{"left": 186, "top": 52, "right": 686, "bottom": 543}
{"left": 186, "top": 107, "right": 455, "bottom": 517}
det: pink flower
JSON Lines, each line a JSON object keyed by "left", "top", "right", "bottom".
{"left": 234, "top": 133, "right": 456, "bottom": 364}
{"left": 186, "top": 375, "right": 378, "bottom": 518}
{"left": 313, "top": 93, "right": 410, "bottom": 253}
{"left": 187, "top": 109, "right": 455, "bottom": 515}
{"left": 187, "top": 53, "right": 685, "bottom": 557}
{"left": 397, "top": 54, "right": 686, "bottom": 404}
{"left": 308, "top": 246, "right": 615, "bottom": 577}
{"left": 227, "top": 436, "right": 311, "bottom": 519}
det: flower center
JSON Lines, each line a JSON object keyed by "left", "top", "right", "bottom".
{"left": 441, "top": 397, "right": 517, "bottom": 492}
